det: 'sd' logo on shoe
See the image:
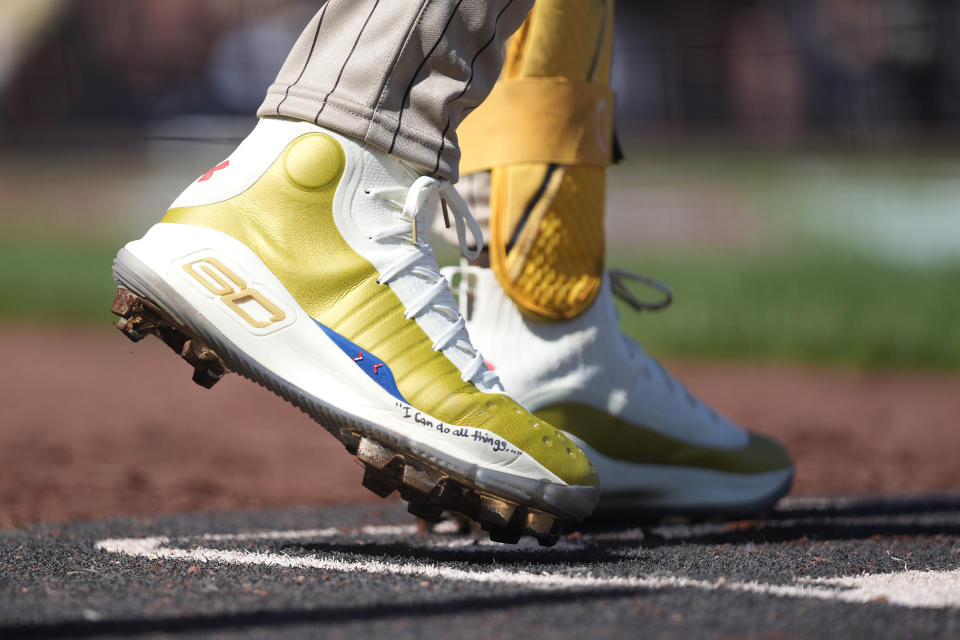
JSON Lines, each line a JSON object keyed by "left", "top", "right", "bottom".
{"left": 182, "top": 258, "right": 286, "bottom": 329}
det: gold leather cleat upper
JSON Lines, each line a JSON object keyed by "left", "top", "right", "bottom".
{"left": 536, "top": 402, "right": 792, "bottom": 475}
{"left": 163, "top": 132, "right": 598, "bottom": 489}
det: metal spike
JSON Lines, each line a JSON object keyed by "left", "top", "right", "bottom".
{"left": 478, "top": 495, "right": 518, "bottom": 528}
{"left": 402, "top": 463, "right": 443, "bottom": 494}
{"left": 116, "top": 317, "right": 146, "bottom": 342}
{"left": 407, "top": 500, "right": 444, "bottom": 523}
{"left": 190, "top": 367, "right": 222, "bottom": 389}
{"left": 522, "top": 509, "right": 557, "bottom": 537}
{"left": 110, "top": 288, "right": 139, "bottom": 317}
{"left": 537, "top": 534, "right": 561, "bottom": 548}
{"left": 356, "top": 438, "right": 397, "bottom": 470}
{"left": 360, "top": 466, "right": 397, "bottom": 498}
{"left": 488, "top": 526, "right": 522, "bottom": 545}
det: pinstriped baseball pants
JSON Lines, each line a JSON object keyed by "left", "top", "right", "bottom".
{"left": 257, "top": 0, "right": 534, "bottom": 182}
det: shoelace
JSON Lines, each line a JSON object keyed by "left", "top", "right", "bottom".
{"left": 367, "top": 176, "right": 498, "bottom": 387}
{"left": 608, "top": 269, "right": 672, "bottom": 312}
{"left": 610, "top": 271, "right": 713, "bottom": 415}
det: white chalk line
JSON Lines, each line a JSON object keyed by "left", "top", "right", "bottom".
{"left": 95, "top": 528, "right": 960, "bottom": 609}
{"left": 198, "top": 524, "right": 420, "bottom": 543}
{"left": 189, "top": 523, "right": 583, "bottom": 552}
{"left": 647, "top": 512, "right": 960, "bottom": 541}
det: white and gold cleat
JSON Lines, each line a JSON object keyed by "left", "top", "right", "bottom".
{"left": 110, "top": 117, "right": 599, "bottom": 545}
{"left": 446, "top": 265, "right": 794, "bottom": 520}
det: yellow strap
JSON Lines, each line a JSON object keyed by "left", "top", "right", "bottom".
{"left": 458, "top": 79, "right": 614, "bottom": 174}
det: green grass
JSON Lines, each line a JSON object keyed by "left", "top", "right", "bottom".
{"left": 611, "top": 248, "right": 960, "bottom": 370}
{"left": 612, "top": 252, "right": 960, "bottom": 369}
{"left": 2, "top": 236, "right": 957, "bottom": 371}
{"left": 598, "top": 144, "right": 960, "bottom": 369}
{"left": 0, "top": 237, "right": 118, "bottom": 326}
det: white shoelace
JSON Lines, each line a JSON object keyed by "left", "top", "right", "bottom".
{"left": 367, "top": 176, "right": 498, "bottom": 387}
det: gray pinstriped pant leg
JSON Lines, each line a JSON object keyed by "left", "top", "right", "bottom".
{"left": 257, "top": 0, "right": 534, "bottom": 181}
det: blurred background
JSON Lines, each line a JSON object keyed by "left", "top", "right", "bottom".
{"left": 1, "top": 0, "right": 958, "bottom": 528}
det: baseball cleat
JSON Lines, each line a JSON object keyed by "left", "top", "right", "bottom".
{"left": 109, "top": 117, "right": 599, "bottom": 545}
{"left": 446, "top": 265, "right": 794, "bottom": 519}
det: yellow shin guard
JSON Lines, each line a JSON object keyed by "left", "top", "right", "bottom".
{"left": 458, "top": 0, "right": 615, "bottom": 320}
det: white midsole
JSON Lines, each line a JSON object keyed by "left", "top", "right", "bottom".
{"left": 114, "top": 223, "right": 599, "bottom": 515}
{"left": 567, "top": 434, "right": 793, "bottom": 510}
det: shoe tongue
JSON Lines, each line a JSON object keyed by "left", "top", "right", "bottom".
{"left": 364, "top": 141, "right": 418, "bottom": 188}
{"left": 369, "top": 151, "right": 442, "bottom": 229}
{"left": 349, "top": 142, "right": 493, "bottom": 388}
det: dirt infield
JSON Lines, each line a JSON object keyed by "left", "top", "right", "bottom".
{"left": 2, "top": 327, "right": 958, "bottom": 529}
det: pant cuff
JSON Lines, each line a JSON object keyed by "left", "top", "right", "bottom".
{"left": 258, "top": 85, "right": 460, "bottom": 181}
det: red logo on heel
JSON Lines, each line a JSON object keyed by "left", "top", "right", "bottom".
{"left": 198, "top": 160, "right": 230, "bottom": 182}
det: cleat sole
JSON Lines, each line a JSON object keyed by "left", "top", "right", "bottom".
{"left": 109, "top": 270, "right": 591, "bottom": 546}
{"left": 111, "top": 288, "right": 230, "bottom": 388}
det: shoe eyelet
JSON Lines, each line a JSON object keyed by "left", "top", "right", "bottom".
{"left": 542, "top": 436, "right": 552, "bottom": 446}
{"left": 566, "top": 447, "right": 574, "bottom": 457}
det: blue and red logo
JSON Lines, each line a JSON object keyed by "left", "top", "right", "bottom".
{"left": 313, "top": 320, "right": 405, "bottom": 402}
